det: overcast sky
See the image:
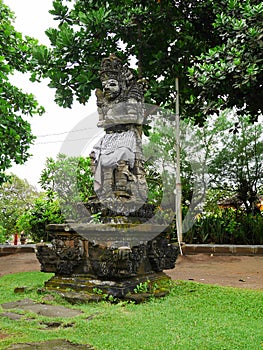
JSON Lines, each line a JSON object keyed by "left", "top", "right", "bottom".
{"left": 4, "top": 0, "right": 99, "bottom": 190}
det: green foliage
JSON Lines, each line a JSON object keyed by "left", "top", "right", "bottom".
{"left": 39, "top": 154, "right": 95, "bottom": 202}
{"left": 144, "top": 109, "right": 263, "bottom": 215}
{"left": 144, "top": 161, "right": 163, "bottom": 205}
{"left": 0, "top": 174, "right": 39, "bottom": 239}
{"left": 143, "top": 110, "right": 206, "bottom": 213}
{"left": 133, "top": 280, "right": 150, "bottom": 294}
{"left": 32, "top": 0, "right": 221, "bottom": 123}
{"left": 207, "top": 113, "right": 263, "bottom": 213}
{"left": 92, "top": 287, "right": 104, "bottom": 295}
{"left": 16, "top": 196, "right": 64, "bottom": 242}
{"left": 39, "top": 154, "right": 95, "bottom": 222}
{"left": 90, "top": 211, "right": 101, "bottom": 224}
{"left": 17, "top": 154, "right": 95, "bottom": 243}
{"left": 0, "top": 1, "right": 45, "bottom": 183}
{"left": 32, "top": 1, "right": 263, "bottom": 122}
{"left": 0, "top": 224, "right": 6, "bottom": 243}
{"left": 0, "top": 272, "right": 263, "bottom": 350}
{"left": 189, "top": 0, "right": 263, "bottom": 119}
{"left": 144, "top": 110, "right": 263, "bottom": 243}
{"left": 184, "top": 209, "right": 263, "bottom": 244}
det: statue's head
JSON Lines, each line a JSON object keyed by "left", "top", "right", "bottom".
{"left": 99, "top": 54, "right": 134, "bottom": 102}
{"left": 102, "top": 78, "right": 120, "bottom": 101}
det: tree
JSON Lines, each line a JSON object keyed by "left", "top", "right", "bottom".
{"left": 39, "top": 154, "right": 95, "bottom": 202}
{"left": 143, "top": 109, "right": 207, "bottom": 222}
{"left": 0, "top": 174, "right": 39, "bottom": 240}
{"left": 32, "top": 0, "right": 222, "bottom": 123}
{"left": 188, "top": 0, "right": 263, "bottom": 120}
{"left": 0, "top": 1, "right": 44, "bottom": 183}
{"left": 33, "top": 1, "right": 262, "bottom": 122}
{"left": 144, "top": 109, "right": 263, "bottom": 216}
{"left": 207, "top": 113, "right": 263, "bottom": 214}
{"left": 38, "top": 154, "right": 95, "bottom": 221}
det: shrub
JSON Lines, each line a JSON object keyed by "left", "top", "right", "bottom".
{"left": 16, "top": 197, "right": 64, "bottom": 243}
{"left": 0, "top": 225, "right": 7, "bottom": 244}
{"left": 182, "top": 209, "right": 263, "bottom": 244}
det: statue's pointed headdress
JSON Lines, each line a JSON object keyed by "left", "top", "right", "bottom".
{"left": 100, "top": 54, "right": 134, "bottom": 84}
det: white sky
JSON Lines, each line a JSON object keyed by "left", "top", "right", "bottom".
{"left": 4, "top": 0, "right": 99, "bottom": 190}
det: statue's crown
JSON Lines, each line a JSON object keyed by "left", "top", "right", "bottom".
{"left": 100, "top": 54, "right": 123, "bottom": 80}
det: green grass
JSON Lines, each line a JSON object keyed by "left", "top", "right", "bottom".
{"left": 0, "top": 272, "right": 262, "bottom": 349}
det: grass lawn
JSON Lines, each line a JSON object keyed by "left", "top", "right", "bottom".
{"left": 0, "top": 271, "right": 262, "bottom": 349}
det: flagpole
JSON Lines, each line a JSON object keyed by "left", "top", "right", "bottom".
{"left": 175, "top": 77, "right": 183, "bottom": 255}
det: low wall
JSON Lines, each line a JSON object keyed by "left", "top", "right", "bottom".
{"left": 1, "top": 244, "right": 263, "bottom": 256}
{"left": 0, "top": 244, "right": 36, "bottom": 256}
{"left": 182, "top": 244, "right": 263, "bottom": 255}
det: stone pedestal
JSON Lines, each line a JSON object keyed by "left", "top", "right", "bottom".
{"left": 36, "top": 223, "right": 178, "bottom": 302}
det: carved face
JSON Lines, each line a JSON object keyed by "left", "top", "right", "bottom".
{"left": 102, "top": 79, "right": 120, "bottom": 101}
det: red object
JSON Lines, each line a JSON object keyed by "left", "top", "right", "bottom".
{"left": 14, "top": 234, "right": 18, "bottom": 245}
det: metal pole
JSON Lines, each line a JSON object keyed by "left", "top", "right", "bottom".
{"left": 175, "top": 78, "right": 183, "bottom": 255}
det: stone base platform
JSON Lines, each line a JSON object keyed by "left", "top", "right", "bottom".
{"left": 43, "top": 272, "right": 172, "bottom": 303}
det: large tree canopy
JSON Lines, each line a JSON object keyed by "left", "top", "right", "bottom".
{"left": 189, "top": 0, "right": 263, "bottom": 120}
{"left": 33, "top": 0, "right": 262, "bottom": 122}
{"left": 33, "top": 0, "right": 220, "bottom": 122}
{"left": 0, "top": 1, "right": 44, "bottom": 183}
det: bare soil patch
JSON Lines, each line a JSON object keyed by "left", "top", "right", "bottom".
{"left": 166, "top": 254, "right": 263, "bottom": 290}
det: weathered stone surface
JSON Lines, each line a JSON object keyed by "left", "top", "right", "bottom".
{"left": 0, "top": 311, "right": 24, "bottom": 320}
{"left": 91, "top": 54, "right": 147, "bottom": 204}
{"left": 35, "top": 55, "right": 179, "bottom": 302}
{"left": 1, "top": 299, "right": 82, "bottom": 318}
{"left": 37, "top": 226, "right": 178, "bottom": 279}
{"left": 44, "top": 271, "right": 172, "bottom": 302}
{"left": 6, "top": 340, "right": 94, "bottom": 349}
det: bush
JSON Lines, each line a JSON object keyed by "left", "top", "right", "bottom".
{"left": 0, "top": 225, "right": 7, "bottom": 244}
{"left": 16, "top": 197, "right": 64, "bottom": 243}
{"left": 183, "top": 209, "right": 263, "bottom": 244}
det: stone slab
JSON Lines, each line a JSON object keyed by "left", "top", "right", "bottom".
{"left": 1, "top": 298, "right": 82, "bottom": 318}
{"left": 44, "top": 272, "right": 172, "bottom": 302}
{"left": 0, "top": 311, "right": 24, "bottom": 320}
{"left": 46, "top": 223, "right": 169, "bottom": 246}
{"left": 5, "top": 340, "right": 94, "bottom": 349}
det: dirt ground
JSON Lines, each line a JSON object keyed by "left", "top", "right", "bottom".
{"left": 0, "top": 252, "right": 262, "bottom": 291}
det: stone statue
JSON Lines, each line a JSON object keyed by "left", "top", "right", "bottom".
{"left": 90, "top": 54, "right": 148, "bottom": 207}
{"left": 36, "top": 54, "right": 179, "bottom": 302}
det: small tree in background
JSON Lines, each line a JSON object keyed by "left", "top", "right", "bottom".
{"left": 0, "top": 174, "right": 39, "bottom": 241}
{"left": 39, "top": 153, "right": 95, "bottom": 202}
{"left": 207, "top": 113, "right": 263, "bottom": 214}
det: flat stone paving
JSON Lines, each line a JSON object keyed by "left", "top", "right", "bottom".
{"left": 5, "top": 340, "right": 94, "bottom": 349}
{"left": 0, "top": 299, "right": 94, "bottom": 349}
{"left": 1, "top": 298, "right": 83, "bottom": 317}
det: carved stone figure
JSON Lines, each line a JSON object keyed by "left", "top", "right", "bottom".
{"left": 35, "top": 55, "right": 179, "bottom": 301}
{"left": 91, "top": 54, "right": 148, "bottom": 206}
